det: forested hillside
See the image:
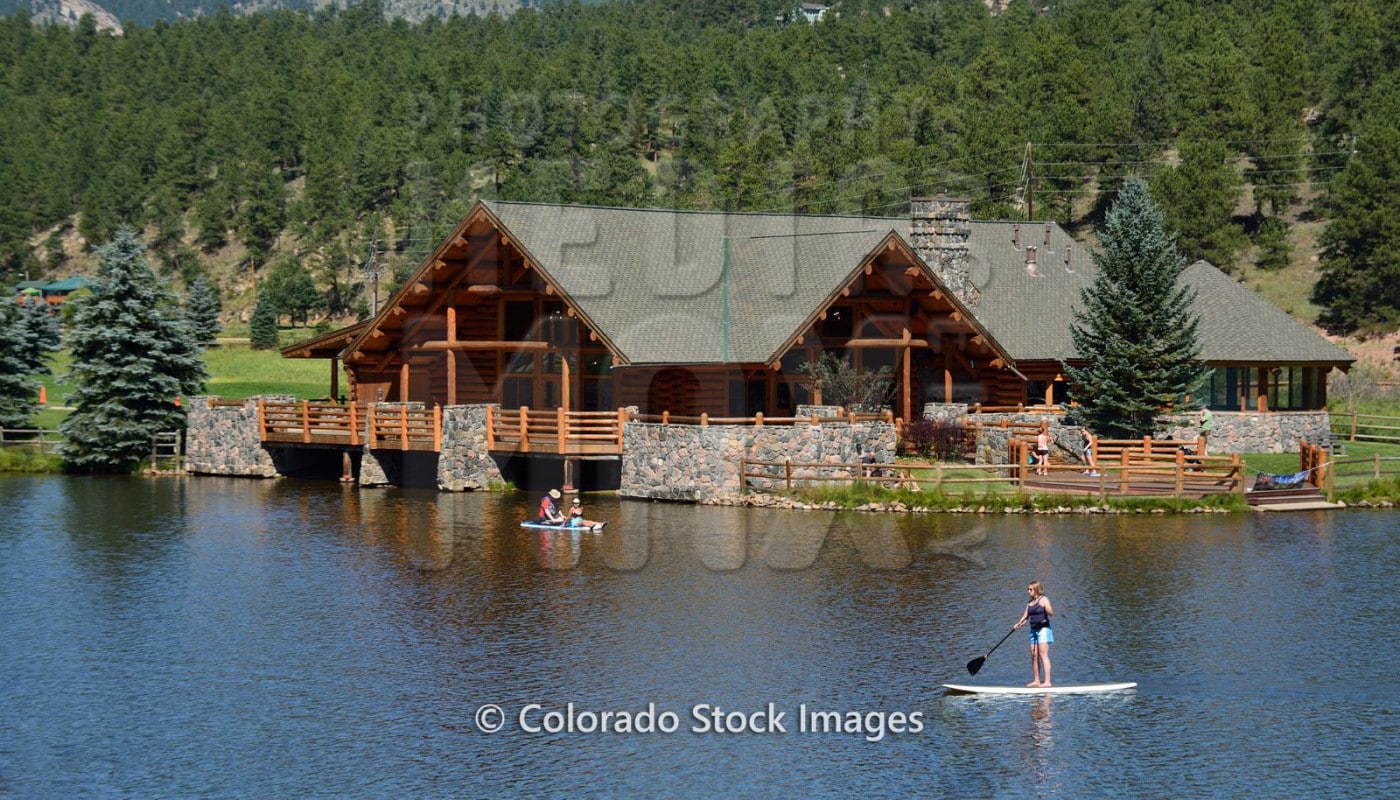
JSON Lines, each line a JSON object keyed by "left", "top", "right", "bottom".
{"left": 2, "top": 0, "right": 1397, "bottom": 333}
{"left": 3, "top": 0, "right": 536, "bottom": 29}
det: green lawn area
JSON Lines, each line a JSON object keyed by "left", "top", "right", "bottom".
{"left": 27, "top": 329, "right": 342, "bottom": 430}
{"left": 204, "top": 339, "right": 343, "bottom": 401}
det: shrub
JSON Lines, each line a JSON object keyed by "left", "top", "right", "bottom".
{"left": 901, "top": 418, "right": 968, "bottom": 461}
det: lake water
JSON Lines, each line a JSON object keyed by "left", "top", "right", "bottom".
{"left": 1, "top": 475, "right": 1397, "bottom": 799}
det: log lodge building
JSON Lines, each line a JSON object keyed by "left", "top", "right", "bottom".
{"left": 283, "top": 196, "right": 1353, "bottom": 420}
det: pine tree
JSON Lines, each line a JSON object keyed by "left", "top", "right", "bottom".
{"left": 1314, "top": 127, "right": 1400, "bottom": 333}
{"left": 185, "top": 277, "right": 223, "bottom": 345}
{"left": 1065, "top": 179, "right": 1207, "bottom": 440}
{"left": 0, "top": 303, "right": 38, "bottom": 429}
{"left": 60, "top": 229, "right": 207, "bottom": 473}
{"left": 261, "top": 259, "right": 321, "bottom": 326}
{"left": 249, "top": 293, "right": 281, "bottom": 350}
{"left": 20, "top": 299, "right": 63, "bottom": 373}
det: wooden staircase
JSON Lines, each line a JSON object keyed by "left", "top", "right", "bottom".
{"left": 1245, "top": 485, "right": 1340, "bottom": 512}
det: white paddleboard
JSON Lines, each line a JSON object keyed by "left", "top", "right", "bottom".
{"left": 943, "top": 682, "right": 1136, "bottom": 695}
{"left": 520, "top": 521, "right": 605, "bottom": 532}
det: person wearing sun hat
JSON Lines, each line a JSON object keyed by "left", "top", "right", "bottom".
{"left": 538, "top": 488, "right": 566, "bottom": 525}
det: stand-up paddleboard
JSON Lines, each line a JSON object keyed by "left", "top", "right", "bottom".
{"left": 943, "top": 682, "right": 1136, "bottom": 695}
{"left": 520, "top": 521, "right": 606, "bottom": 532}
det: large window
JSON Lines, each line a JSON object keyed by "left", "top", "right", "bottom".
{"left": 1202, "top": 367, "right": 1325, "bottom": 410}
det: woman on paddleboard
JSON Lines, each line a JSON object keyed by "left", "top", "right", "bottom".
{"left": 1014, "top": 581, "right": 1054, "bottom": 687}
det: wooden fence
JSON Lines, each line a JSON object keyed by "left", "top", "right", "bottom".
{"left": 1322, "top": 455, "right": 1400, "bottom": 496}
{"left": 1333, "top": 411, "right": 1400, "bottom": 445}
{"left": 740, "top": 451, "right": 1243, "bottom": 499}
{"left": 739, "top": 457, "right": 1017, "bottom": 495}
{"left": 0, "top": 428, "right": 66, "bottom": 454}
{"left": 1010, "top": 437, "right": 1243, "bottom": 496}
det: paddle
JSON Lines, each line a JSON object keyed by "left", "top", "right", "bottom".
{"left": 966, "top": 627, "right": 1018, "bottom": 676}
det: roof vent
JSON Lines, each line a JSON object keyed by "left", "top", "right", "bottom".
{"left": 1025, "top": 245, "right": 1041, "bottom": 278}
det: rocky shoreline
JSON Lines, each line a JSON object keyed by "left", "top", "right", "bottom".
{"left": 697, "top": 494, "right": 1397, "bottom": 514}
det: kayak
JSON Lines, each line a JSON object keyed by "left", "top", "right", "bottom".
{"left": 520, "top": 521, "right": 606, "bottom": 532}
{"left": 942, "top": 682, "right": 1136, "bottom": 695}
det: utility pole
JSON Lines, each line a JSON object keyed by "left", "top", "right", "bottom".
{"left": 362, "top": 235, "right": 381, "bottom": 317}
{"left": 1026, "top": 141, "right": 1034, "bottom": 220}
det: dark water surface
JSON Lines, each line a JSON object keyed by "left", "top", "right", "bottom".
{"left": 1, "top": 476, "right": 1397, "bottom": 799}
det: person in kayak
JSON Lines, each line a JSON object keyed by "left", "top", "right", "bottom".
{"left": 1014, "top": 580, "right": 1054, "bottom": 687}
{"left": 538, "top": 488, "right": 566, "bottom": 526}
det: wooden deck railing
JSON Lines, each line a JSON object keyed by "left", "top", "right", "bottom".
{"left": 258, "top": 400, "right": 441, "bottom": 451}
{"left": 368, "top": 404, "right": 442, "bottom": 452}
{"left": 968, "top": 403, "right": 1066, "bottom": 415}
{"left": 486, "top": 406, "right": 625, "bottom": 455}
{"left": 259, "top": 399, "right": 363, "bottom": 446}
{"left": 1009, "top": 438, "right": 1243, "bottom": 495}
{"left": 628, "top": 410, "right": 894, "bottom": 426}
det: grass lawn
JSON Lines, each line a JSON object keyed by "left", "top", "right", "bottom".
{"left": 204, "top": 338, "right": 343, "bottom": 400}
{"left": 27, "top": 328, "right": 342, "bottom": 431}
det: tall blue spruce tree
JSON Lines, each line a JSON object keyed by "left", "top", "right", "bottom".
{"left": 61, "top": 228, "right": 208, "bottom": 472}
{"left": 1065, "top": 179, "right": 1207, "bottom": 439}
{"left": 0, "top": 302, "right": 38, "bottom": 429}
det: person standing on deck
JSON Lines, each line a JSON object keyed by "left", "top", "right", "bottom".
{"left": 1014, "top": 581, "right": 1054, "bottom": 687}
{"left": 1199, "top": 407, "right": 1214, "bottom": 455}
{"left": 1080, "top": 428, "right": 1099, "bottom": 476}
{"left": 1035, "top": 425, "right": 1051, "bottom": 476}
{"left": 538, "top": 488, "right": 566, "bottom": 526}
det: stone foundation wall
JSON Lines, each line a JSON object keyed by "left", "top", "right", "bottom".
{"left": 437, "top": 405, "right": 503, "bottom": 490}
{"left": 620, "top": 420, "right": 897, "bottom": 501}
{"left": 1159, "top": 410, "right": 1332, "bottom": 454}
{"left": 185, "top": 396, "right": 280, "bottom": 477}
{"left": 964, "top": 409, "right": 1335, "bottom": 462}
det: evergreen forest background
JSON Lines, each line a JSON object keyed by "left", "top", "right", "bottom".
{"left": 2, "top": 0, "right": 1398, "bottom": 337}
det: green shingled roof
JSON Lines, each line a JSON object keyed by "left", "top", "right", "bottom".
{"left": 485, "top": 201, "right": 898, "bottom": 364}
{"left": 479, "top": 202, "right": 1352, "bottom": 369}
{"left": 1179, "top": 261, "right": 1353, "bottom": 364}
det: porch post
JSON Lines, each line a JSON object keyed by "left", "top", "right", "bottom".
{"left": 399, "top": 362, "right": 410, "bottom": 402}
{"left": 330, "top": 357, "right": 340, "bottom": 401}
{"left": 942, "top": 333, "right": 953, "bottom": 403}
{"left": 446, "top": 306, "right": 457, "bottom": 406}
{"left": 561, "top": 351, "right": 571, "bottom": 411}
{"left": 902, "top": 345, "right": 911, "bottom": 422}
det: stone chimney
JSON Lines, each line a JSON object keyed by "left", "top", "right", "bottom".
{"left": 909, "top": 194, "right": 975, "bottom": 303}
